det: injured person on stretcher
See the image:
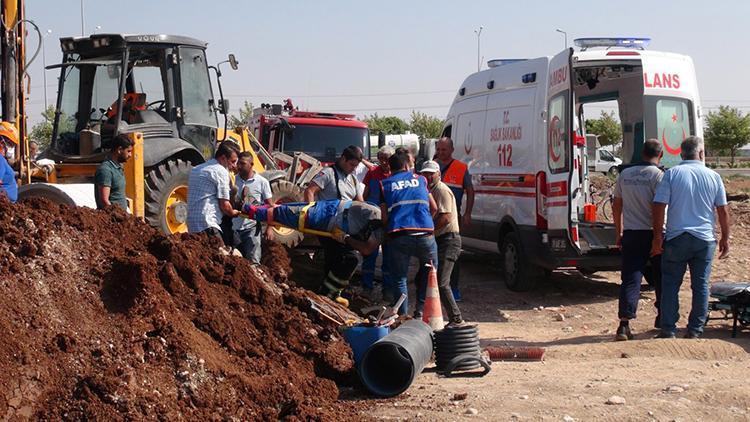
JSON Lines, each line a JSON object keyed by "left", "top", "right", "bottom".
{"left": 242, "top": 199, "right": 384, "bottom": 306}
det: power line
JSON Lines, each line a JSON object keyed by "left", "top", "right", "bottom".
{"left": 224, "top": 89, "right": 455, "bottom": 99}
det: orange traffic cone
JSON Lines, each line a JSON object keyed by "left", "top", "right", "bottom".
{"left": 422, "top": 263, "right": 444, "bottom": 330}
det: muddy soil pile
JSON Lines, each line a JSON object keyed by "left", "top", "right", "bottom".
{"left": 0, "top": 198, "right": 358, "bottom": 420}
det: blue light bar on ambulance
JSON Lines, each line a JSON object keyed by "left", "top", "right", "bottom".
{"left": 573, "top": 37, "right": 651, "bottom": 50}
{"left": 487, "top": 59, "right": 527, "bottom": 68}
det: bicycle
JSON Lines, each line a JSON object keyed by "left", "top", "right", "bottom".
{"left": 590, "top": 184, "right": 615, "bottom": 222}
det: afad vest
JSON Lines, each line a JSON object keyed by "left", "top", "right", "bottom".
{"left": 441, "top": 159, "right": 468, "bottom": 209}
{"left": 380, "top": 171, "right": 434, "bottom": 234}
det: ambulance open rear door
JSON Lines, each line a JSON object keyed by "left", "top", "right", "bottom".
{"left": 544, "top": 48, "right": 578, "bottom": 253}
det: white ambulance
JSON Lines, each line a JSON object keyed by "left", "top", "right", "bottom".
{"left": 443, "top": 38, "right": 702, "bottom": 291}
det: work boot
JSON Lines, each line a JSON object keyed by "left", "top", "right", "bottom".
{"left": 334, "top": 295, "right": 349, "bottom": 308}
{"left": 654, "top": 331, "right": 675, "bottom": 339}
{"left": 615, "top": 322, "right": 633, "bottom": 341}
{"left": 683, "top": 331, "right": 701, "bottom": 339}
{"left": 446, "top": 319, "right": 467, "bottom": 329}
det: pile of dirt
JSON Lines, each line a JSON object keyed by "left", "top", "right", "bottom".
{"left": 0, "top": 197, "right": 360, "bottom": 420}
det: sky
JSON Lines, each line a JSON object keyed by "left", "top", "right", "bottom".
{"left": 23, "top": 0, "right": 750, "bottom": 126}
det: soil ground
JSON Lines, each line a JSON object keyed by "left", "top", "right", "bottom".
{"left": 360, "top": 174, "right": 750, "bottom": 421}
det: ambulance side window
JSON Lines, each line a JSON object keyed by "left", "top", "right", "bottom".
{"left": 442, "top": 125, "right": 452, "bottom": 138}
{"left": 547, "top": 92, "right": 569, "bottom": 173}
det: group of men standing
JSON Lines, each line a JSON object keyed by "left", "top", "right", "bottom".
{"left": 186, "top": 141, "right": 274, "bottom": 264}
{"left": 613, "top": 136, "right": 729, "bottom": 340}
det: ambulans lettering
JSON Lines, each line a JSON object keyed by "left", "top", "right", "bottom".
{"left": 549, "top": 66, "right": 568, "bottom": 88}
{"left": 643, "top": 73, "right": 681, "bottom": 89}
{"left": 390, "top": 179, "right": 421, "bottom": 190}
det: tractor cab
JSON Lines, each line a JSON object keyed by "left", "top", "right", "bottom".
{"left": 45, "top": 34, "right": 228, "bottom": 165}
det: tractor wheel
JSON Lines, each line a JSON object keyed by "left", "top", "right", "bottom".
{"left": 270, "top": 179, "right": 305, "bottom": 248}
{"left": 145, "top": 159, "right": 192, "bottom": 234}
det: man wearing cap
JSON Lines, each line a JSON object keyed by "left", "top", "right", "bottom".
{"left": 414, "top": 160, "right": 465, "bottom": 326}
{"left": 0, "top": 122, "right": 19, "bottom": 203}
{"left": 435, "top": 137, "right": 474, "bottom": 301}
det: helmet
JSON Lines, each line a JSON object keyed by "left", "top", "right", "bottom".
{"left": 0, "top": 121, "right": 19, "bottom": 145}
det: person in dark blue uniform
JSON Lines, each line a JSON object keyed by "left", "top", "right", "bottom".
{"left": 379, "top": 150, "right": 438, "bottom": 315}
{"left": 243, "top": 199, "right": 383, "bottom": 306}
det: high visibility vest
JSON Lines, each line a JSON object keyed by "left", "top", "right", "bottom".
{"left": 441, "top": 159, "right": 468, "bottom": 211}
{"left": 380, "top": 171, "right": 434, "bottom": 234}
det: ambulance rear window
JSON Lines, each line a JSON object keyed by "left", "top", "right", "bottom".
{"left": 645, "top": 96, "right": 694, "bottom": 167}
{"left": 548, "top": 92, "right": 570, "bottom": 173}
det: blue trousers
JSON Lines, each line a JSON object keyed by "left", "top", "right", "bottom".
{"left": 253, "top": 201, "right": 339, "bottom": 232}
{"left": 361, "top": 246, "right": 392, "bottom": 296}
{"left": 386, "top": 234, "right": 438, "bottom": 315}
{"left": 660, "top": 233, "right": 716, "bottom": 335}
{"left": 619, "top": 230, "right": 662, "bottom": 320}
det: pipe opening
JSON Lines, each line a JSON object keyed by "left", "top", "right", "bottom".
{"left": 360, "top": 342, "right": 415, "bottom": 397}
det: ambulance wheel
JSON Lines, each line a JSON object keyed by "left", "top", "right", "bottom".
{"left": 270, "top": 179, "right": 304, "bottom": 248}
{"left": 145, "top": 159, "right": 192, "bottom": 234}
{"left": 500, "top": 231, "right": 537, "bottom": 292}
{"left": 608, "top": 166, "right": 619, "bottom": 177}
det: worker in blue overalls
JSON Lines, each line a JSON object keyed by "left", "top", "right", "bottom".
{"left": 379, "top": 150, "right": 438, "bottom": 315}
{"left": 243, "top": 199, "right": 383, "bottom": 306}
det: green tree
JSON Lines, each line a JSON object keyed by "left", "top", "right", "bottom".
{"left": 705, "top": 105, "right": 750, "bottom": 166}
{"left": 29, "top": 105, "right": 55, "bottom": 150}
{"left": 362, "top": 113, "right": 409, "bottom": 135}
{"left": 585, "top": 110, "right": 622, "bottom": 146}
{"left": 409, "top": 110, "right": 444, "bottom": 139}
{"left": 228, "top": 100, "right": 254, "bottom": 128}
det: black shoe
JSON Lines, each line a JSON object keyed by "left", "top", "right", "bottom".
{"left": 683, "top": 331, "right": 701, "bottom": 339}
{"left": 655, "top": 331, "right": 675, "bottom": 339}
{"left": 615, "top": 324, "right": 633, "bottom": 341}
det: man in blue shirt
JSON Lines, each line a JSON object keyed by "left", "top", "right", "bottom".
{"left": 651, "top": 136, "right": 730, "bottom": 339}
{"left": 379, "top": 150, "right": 438, "bottom": 315}
{"left": 0, "top": 122, "right": 19, "bottom": 203}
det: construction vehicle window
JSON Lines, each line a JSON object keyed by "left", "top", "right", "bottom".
{"left": 57, "top": 63, "right": 80, "bottom": 135}
{"left": 179, "top": 47, "right": 216, "bottom": 127}
{"left": 91, "top": 63, "right": 121, "bottom": 121}
{"left": 131, "top": 60, "right": 165, "bottom": 110}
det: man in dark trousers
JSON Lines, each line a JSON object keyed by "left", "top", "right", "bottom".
{"left": 304, "top": 146, "right": 364, "bottom": 304}
{"left": 612, "top": 138, "right": 664, "bottom": 340}
{"left": 379, "top": 150, "right": 437, "bottom": 315}
{"left": 95, "top": 135, "right": 134, "bottom": 210}
{"left": 435, "top": 137, "right": 474, "bottom": 301}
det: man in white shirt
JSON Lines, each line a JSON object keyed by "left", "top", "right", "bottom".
{"left": 233, "top": 152, "right": 274, "bottom": 263}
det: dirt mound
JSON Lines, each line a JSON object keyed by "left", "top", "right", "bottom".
{"left": 0, "top": 197, "right": 360, "bottom": 420}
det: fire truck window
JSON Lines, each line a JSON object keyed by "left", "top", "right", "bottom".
{"left": 178, "top": 47, "right": 217, "bottom": 127}
{"left": 548, "top": 91, "right": 569, "bottom": 173}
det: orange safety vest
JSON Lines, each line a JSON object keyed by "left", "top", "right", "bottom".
{"left": 441, "top": 159, "right": 467, "bottom": 189}
{"left": 441, "top": 159, "right": 468, "bottom": 210}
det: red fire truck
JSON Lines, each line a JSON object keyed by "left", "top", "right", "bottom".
{"left": 248, "top": 99, "right": 370, "bottom": 164}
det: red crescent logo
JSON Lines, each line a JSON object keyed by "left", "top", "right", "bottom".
{"left": 661, "top": 128, "right": 685, "bottom": 155}
{"left": 548, "top": 116, "right": 561, "bottom": 162}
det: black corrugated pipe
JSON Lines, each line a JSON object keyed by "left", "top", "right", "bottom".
{"left": 359, "top": 320, "right": 433, "bottom": 397}
{"left": 434, "top": 324, "right": 491, "bottom": 377}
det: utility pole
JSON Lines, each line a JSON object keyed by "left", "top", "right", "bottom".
{"left": 556, "top": 28, "right": 568, "bottom": 49}
{"left": 474, "top": 26, "right": 483, "bottom": 72}
{"left": 80, "top": 0, "right": 85, "bottom": 36}
{"left": 42, "top": 29, "right": 52, "bottom": 112}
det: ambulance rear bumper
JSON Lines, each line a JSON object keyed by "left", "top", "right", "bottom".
{"left": 519, "top": 227, "right": 621, "bottom": 272}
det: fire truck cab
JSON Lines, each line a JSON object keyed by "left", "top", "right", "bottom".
{"left": 444, "top": 37, "right": 702, "bottom": 291}
{"left": 249, "top": 99, "right": 370, "bottom": 164}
